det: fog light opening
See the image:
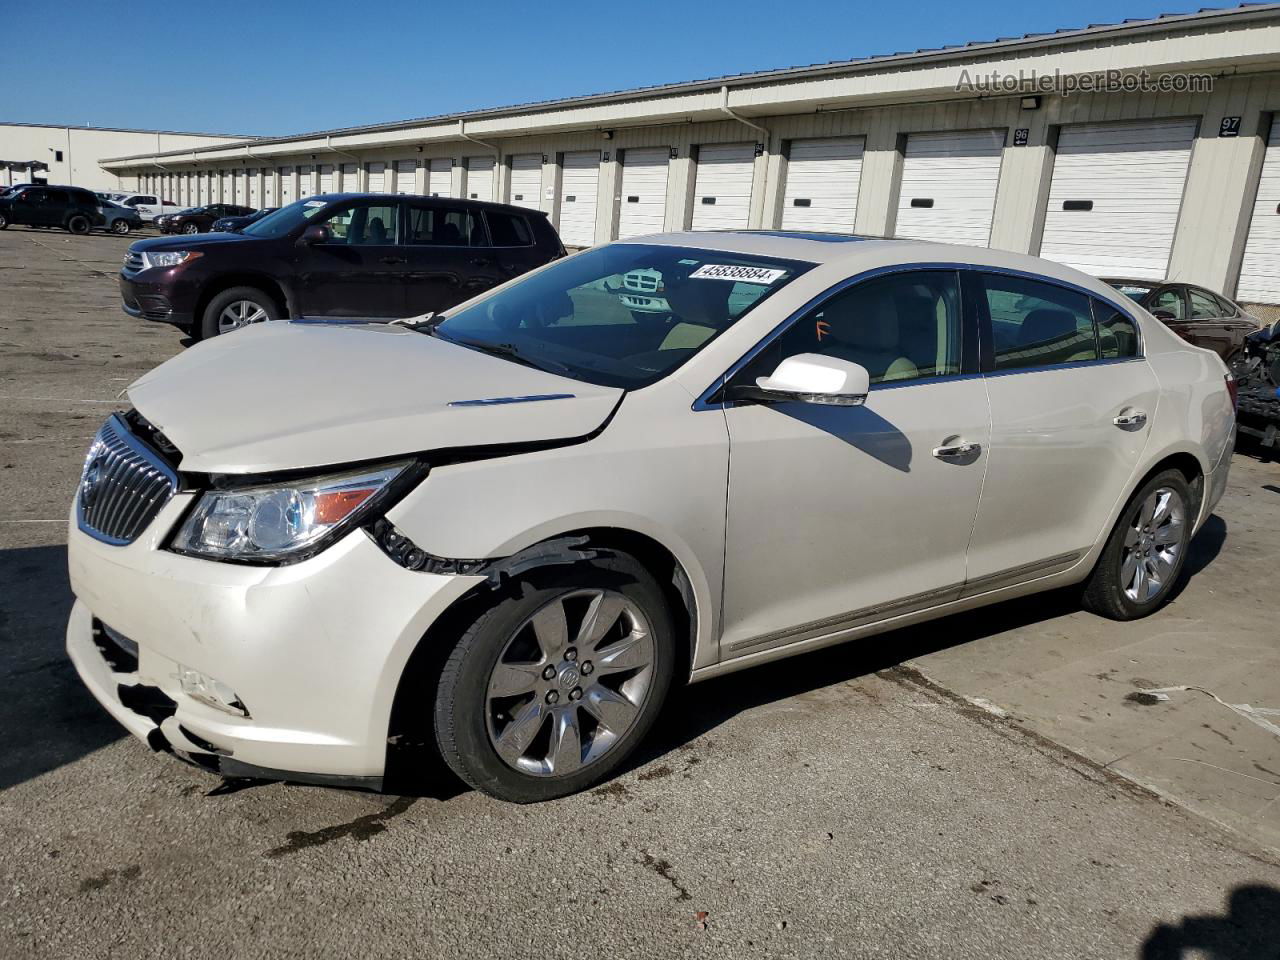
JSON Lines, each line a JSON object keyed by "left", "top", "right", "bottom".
{"left": 178, "top": 666, "right": 250, "bottom": 718}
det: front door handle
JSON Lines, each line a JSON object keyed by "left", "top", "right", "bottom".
{"left": 932, "top": 439, "right": 982, "bottom": 461}
{"left": 1113, "top": 409, "right": 1148, "bottom": 428}
{"left": 470, "top": 257, "right": 493, "bottom": 267}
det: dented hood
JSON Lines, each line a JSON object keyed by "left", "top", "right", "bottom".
{"left": 128, "top": 321, "right": 622, "bottom": 473}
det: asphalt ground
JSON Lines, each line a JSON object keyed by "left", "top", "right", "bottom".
{"left": 1, "top": 227, "right": 1277, "bottom": 959}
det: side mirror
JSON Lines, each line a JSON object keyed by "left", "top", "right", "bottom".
{"left": 753, "top": 354, "right": 871, "bottom": 405}
{"left": 299, "top": 224, "right": 331, "bottom": 245}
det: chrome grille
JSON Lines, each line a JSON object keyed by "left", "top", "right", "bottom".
{"left": 76, "top": 414, "right": 178, "bottom": 545}
{"left": 123, "top": 250, "right": 144, "bottom": 274}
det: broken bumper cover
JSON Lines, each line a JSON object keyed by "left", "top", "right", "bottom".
{"left": 66, "top": 496, "right": 481, "bottom": 785}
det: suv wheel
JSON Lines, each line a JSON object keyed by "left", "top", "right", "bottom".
{"left": 182, "top": 222, "right": 199, "bottom": 235}
{"left": 201, "top": 286, "right": 280, "bottom": 338}
{"left": 1081, "top": 468, "right": 1194, "bottom": 621}
{"left": 0, "top": 212, "right": 8, "bottom": 230}
{"left": 434, "top": 552, "right": 676, "bottom": 802}
{"left": 66, "top": 215, "right": 90, "bottom": 235}
{"left": 111, "top": 219, "right": 132, "bottom": 235}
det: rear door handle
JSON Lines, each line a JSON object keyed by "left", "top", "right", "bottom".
{"left": 380, "top": 256, "right": 407, "bottom": 265}
{"left": 1113, "top": 409, "right": 1148, "bottom": 428}
{"left": 470, "top": 257, "right": 493, "bottom": 266}
{"left": 932, "top": 440, "right": 982, "bottom": 461}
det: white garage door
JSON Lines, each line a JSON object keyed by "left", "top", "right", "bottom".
{"left": 319, "top": 164, "right": 334, "bottom": 194}
{"left": 280, "top": 168, "right": 294, "bottom": 205}
{"left": 782, "top": 137, "right": 865, "bottom": 233}
{"left": 395, "top": 160, "right": 416, "bottom": 195}
{"left": 1236, "top": 123, "right": 1280, "bottom": 303}
{"left": 466, "top": 156, "right": 494, "bottom": 201}
{"left": 298, "top": 166, "right": 313, "bottom": 198}
{"left": 248, "top": 170, "right": 261, "bottom": 208}
{"left": 233, "top": 169, "right": 244, "bottom": 204}
{"left": 618, "top": 147, "right": 670, "bottom": 239}
{"left": 1039, "top": 119, "right": 1197, "bottom": 280}
{"left": 219, "top": 171, "right": 229, "bottom": 202}
{"left": 691, "top": 143, "right": 755, "bottom": 230}
{"left": 427, "top": 158, "right": 451, "bottom": 197}
{"left": 509, "top": 154, "right": 541, "bottom": 209}
{"left": 366, "top": 161, "right": 386, "bottom": 193}
{"left": 559, "top": 151, "right": 600, "bottom": 247}
{"left": 264, "top": 171, "right": 276, "bottom": 207}
{"left": 341, "top": 163, "right": 359, "bottom": 192}
{"left": 895, "top": 130, "right": 1004, "bottom": 247}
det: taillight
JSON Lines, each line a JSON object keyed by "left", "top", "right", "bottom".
{"left": 1225, "top": 372, "right": 1238, "bottom": 411}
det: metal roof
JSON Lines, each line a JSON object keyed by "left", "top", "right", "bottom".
{"left": 101, "top": 3, "right": 1280, "bottom": 165}
{"left": 0, "top": 120, "right": 262, "bottom": 139}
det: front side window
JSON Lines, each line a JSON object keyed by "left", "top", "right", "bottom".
{"left": 1149, "top": 288, "right": 1186, "bottom": 320}
{"left": 320, "top": 202, "right": 397, "bottom": 244}
{"left": 982, "top": 273, "right": 1098, "bottom": 371}
{"left": 741, "top": 270, "right": 963, "bottom": 387}
{"left": 435, "top": 244, "right": 813, "bottom": 388}
{"left": 406, "top": 205, "right": 480, "bottom": 246}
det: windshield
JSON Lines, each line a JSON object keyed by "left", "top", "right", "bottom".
{"left": 242, "top": 197, "right": 331, "bottom": 238}
{"left": 435, "top": 244, "right": 814, "bottom": 389}
{"left": 1108, "top": 281, "right": 1152, "bottom": 302}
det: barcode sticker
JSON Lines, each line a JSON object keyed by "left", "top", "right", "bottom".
{"left": 689, "top": 264, "right": 786, "bottom": 285}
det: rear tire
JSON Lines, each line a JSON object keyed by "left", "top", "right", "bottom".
{"left": 433, "top": 552, "right": 675, "bottom": 802}
{"left": 200, "top": 286, "right": 280, "bottom": 338}
{"left": 67, "top": 215, "right": 90, "bottom": 235}
{"left": 1081, "top": 469, "right": 1194, "bottom": 621}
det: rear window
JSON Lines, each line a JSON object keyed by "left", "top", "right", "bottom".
{"left": 486, "top": 210, "right": 534, "bottom": 246}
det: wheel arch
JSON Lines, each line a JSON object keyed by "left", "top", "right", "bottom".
{"left": 193, "top": 273, "right": 293, "bottom": 333}
{"left": 381, "top": 525, "right": 703, "bottom": 792}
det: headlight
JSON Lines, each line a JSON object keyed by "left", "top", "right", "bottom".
{"left": 142, "top": 250, "right": 201, "bottom": 269}
{"left": 170, "top": 462, "right": 413, "bottom": 563}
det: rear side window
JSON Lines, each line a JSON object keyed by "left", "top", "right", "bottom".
{"left": 46, "top": 189, "right": 70, "bottom": 204}
{"left": 1092, "top": 300, "right": 1140, "bottom": 359}
{"left": 1189, "top": 289, "right": 1221, "bottom": 319}
{"left": 406, "top": 205, "right": 481, "bottom": 246}
{"left": 486, "top": 210, "right": 533, "bottom": 246}
{"left": 981, "top": 274, "right": 1098, "bottom": 371}
{"left": 1212, "top": 292, "right": 1237, "bottom": 316}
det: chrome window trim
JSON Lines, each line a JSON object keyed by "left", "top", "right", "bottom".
{"left": 693, "top": 260, "right": 1147, "bottom": 411}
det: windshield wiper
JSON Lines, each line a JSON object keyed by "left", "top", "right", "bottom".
{"left": 441, "top": 336, "right": 571, "bottom": 375}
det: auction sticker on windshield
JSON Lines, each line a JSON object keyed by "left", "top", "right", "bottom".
{"left": 689, "top": 264, "right": 787, "bottom": 284}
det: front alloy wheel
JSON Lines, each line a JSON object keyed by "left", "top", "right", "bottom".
{"left": 487, "top": 589, "right": 655, "bottom": 777}
{"left": 182, "top": 222, "right": 199, "bottom": 234}
{"left": 218, "top": 299, "right": 271, "bottom": 333}
{"left": 433, "top": 553, "right": 675, "bottom": 802}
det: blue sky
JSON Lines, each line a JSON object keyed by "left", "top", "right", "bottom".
{"left": 5, "top": 1, "right": 1238, "bottom": 137}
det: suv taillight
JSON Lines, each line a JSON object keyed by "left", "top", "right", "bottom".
{"left": 1225, "top": 372, "right": 1238, "bottom": 411}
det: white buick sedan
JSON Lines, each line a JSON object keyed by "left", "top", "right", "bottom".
{"left": 66, "top": 232, "right": 1236, "bottom": 802}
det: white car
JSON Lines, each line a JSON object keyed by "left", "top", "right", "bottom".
{"left": 111, "top": 193, "right": 179, "bottom": 222}
{"left": 66, "top": 232, "right": 1236, "bottom": 802}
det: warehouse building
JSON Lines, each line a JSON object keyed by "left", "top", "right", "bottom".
{"left": 0, "top": 123, "right": 252, "bottom": 192}
{"left": 100, "top": 5, "right": 1280, "bottom": 308}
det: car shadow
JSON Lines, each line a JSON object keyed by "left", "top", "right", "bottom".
{"left": 1140, "top": 884, "right": 1280, "bottom": 959}
{"left": 1165, "top": 513, "right": 1227, "bottom": 604}
{"left": 0, "top": 544, "right": 123, "bottom": 792}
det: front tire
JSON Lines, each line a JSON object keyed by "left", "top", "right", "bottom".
{"left": 182, "top": 222, "right": 199, "bottom": 235}
{"left": 67, "top": 215, "right": 90, "bottom": 235}
{"left": 0, "top": 212, "right": 8, "bottom": 229}
{"left": 1081, "top": 469, "right": 1194, "bottom": 620}
{"left": 111, "top": 219, "right": 132, "bottom": 235}
{"left": 200, "top": 286, "right": 280, "bottom": 338}
{"left": 434, "top": 552, "right": 676, "bottom": 802}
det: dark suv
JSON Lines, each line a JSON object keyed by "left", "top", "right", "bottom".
{"left": 157, "top": 203, "right": 256, "bottom": 234}
{"left": 0, "top": 185, "right": 104, "bottom": 234}
{"left": 120, "top": 193, "right": 567, "bottom": 338}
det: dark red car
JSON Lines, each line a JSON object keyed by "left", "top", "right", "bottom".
{"left": 1104, "top": 278, "right": 1260, "bottom": 362}
{"left": 121, "top": 193, "right": 566, "bottom": 339}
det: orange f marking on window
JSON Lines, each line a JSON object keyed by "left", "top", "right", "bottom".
{"left": 815, "top": 319, "right": 831, "bottom": 341}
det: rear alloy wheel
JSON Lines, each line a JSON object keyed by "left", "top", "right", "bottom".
{"left": 200, "top": 286, "right": 280, "bottom": 338}
{"left": 1082, "top": 469, "right": 1193, "bottom": 620}
{"left": 434, "top": 553, "right": 675, "bottom": 802}
{"left": 67, "top": 215, "right": 90, "bottom": 235}
{"left": 182, "top": 222, "right": 199, "bottom": 235}
{"left": 111, "top": 219, "right": 132, "bottom": 235}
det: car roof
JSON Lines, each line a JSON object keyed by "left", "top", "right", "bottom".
{"left": 621, "top": 230, "right": 1135, "bottom": 295}
{"left": 304, "top": 192, "right": 548, "bottom": 216}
